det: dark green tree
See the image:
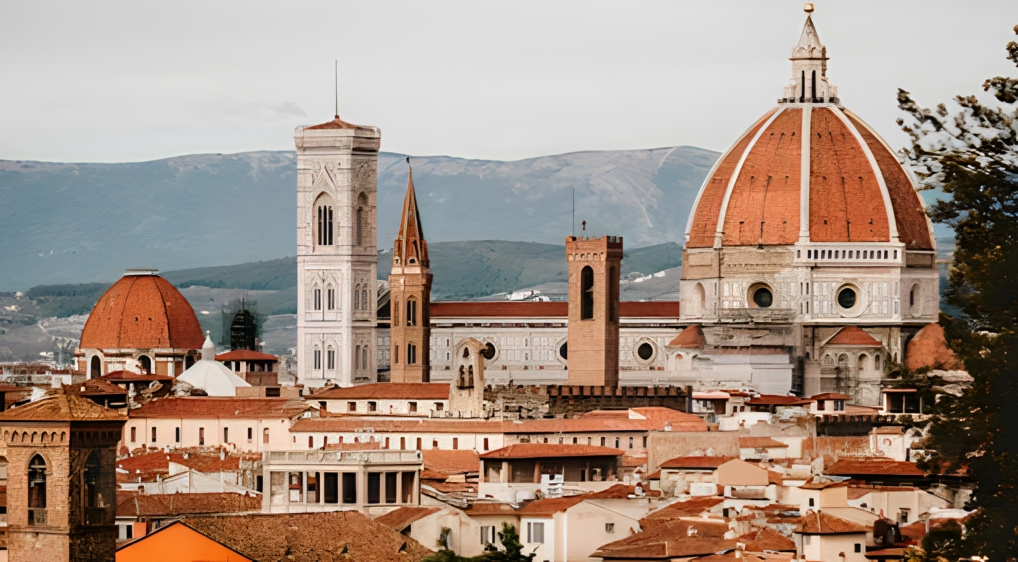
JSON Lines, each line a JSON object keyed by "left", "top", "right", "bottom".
{"left": 897, "top": 24, "right": 1018, "bottom": 561}
{"left": 422, "top": 527, "right": 471, "bottom": 562}
{"left": 476, "top": 523, "right": 536, "bottom": 562}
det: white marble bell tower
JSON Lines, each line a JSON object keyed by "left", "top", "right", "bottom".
{"left": 294, "top": 115, "right": 380, "bottom": 388}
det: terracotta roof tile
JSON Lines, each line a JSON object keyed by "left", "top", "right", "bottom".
{"left": 130, "top": 397, "right": 310, "bottom": 419}
{"left": 291, "top": 417, "right": 504, "bottom": 434}
{"left": 305, "top": 115, "right": 360, "bottom": 130}
{"left": 808, "top": 392, "right": 852, "bottom": 400}
{"left": 594, "top": 529, "right": 735, "bottom": 559}
{"left": 374, "top": 506, "right": 441, "bottom": 532}
{"left": 311, "top": 382, "right": 449, "bottom": 400}
{"left": 507, "top": 412, "right": 705, "bottom": 434}
{"left": 479, "top": 443, "right": 623, "bottom": 460}
{"left": 102, "top": 371, "right": 174, "bottom": 382}
{"left": 116, "top": 450, "right": 257, "bottom": 481}
{"left": 80, "top": 274, "right": 204, "bottom": 350}
{"left": 796, "top": 510, "right": 869, "bottom": 534}
{"left": 587, "top": 484, "right": 661, "bottom": 498}
{"left": 746, "top": 395, "right": 811, "bottom": 406}
{"left": 116, "top": 492, "right": 260, "bottom": 517}
{"left": 659, "top": 456, "right": 733, "bottom": 470}
{"left": 739, "top": 527, "right": 797, "bottom": 552}
{"left": 0, "top": 392, "right": 126, "bottom": 422}
{"left": 687, "top": 109, "right": 778, "bottom": 248}
{"left": 422, "top": 449, "right": 479, "bottom": 474}
{"left": 182, "top": 511, "right": 433, "bottom": 562}
{"left": 799, "top": 477, "right": 850, "bottom": 490}
{"left": 827, "top": 326, "right": 883, "bottom": 347}
{"left": 518, "top": 496, "right": 586, "bottom": 515}
{"left": 825, "top": 458, "right": 925, "bottom": 477}
{"left": 462, "top": 502, "right": 518, "bottom": 515}
{"left": 668, "top": 325, "right": 707, "bottom": 348}
{"left": 643, "top": 498, "right": 724, "bottom": 521}
{"left": 905, "top": 323, "right": 963, "bottom": 371}
{"left": 214, "top": 350, "right": 278, "bottom": 361}
{"left": 62, "top": 379, "right": 127, "bottom": 397}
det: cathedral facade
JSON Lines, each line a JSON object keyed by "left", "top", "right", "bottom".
{"left": 295, "top": 11, "right": 940, "bottom": 407}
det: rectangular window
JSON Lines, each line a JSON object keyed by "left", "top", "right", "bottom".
{"left": 606, "top": 523, "right": 615, "bottom": 533}
{"left": 480, "top": 525, "right": 496, "bottom": 545}
{"left": 642, "top": 436, "right": 647, "bottom": 447}
{"left": 855, "top": 544, "right": 862, "bottom": 553}
{"left": 348, "top": 402, "right": 357, "bottom": 412}
{"left": 175, "top": 427, "right": 180, "bottom": 443}
{"left": 402, "top": 471, "right": 415, "bottom": 503}
{"left": 199, "top": 427, "right": 205, "bottom": 446}
{"left": 314, "top": 289, "right": 322, "bottom": 311}
{"left": 367, "top": 473, "right": 381, "bottom": 504}
{"left": 400, "top": 437, "right": 406, "bottom": 449}
{"left": 327, "top": 289, "right": 335, "bottom": 310}
{"left": 409, "top": 402, "right": 417, "bottom": 413}
{"left": 615, "top": 437, "right": 620, "bottom": 448}
{"left": 342, "top": 473, "right": 357, "bottom": 504}
{"left": 416, "top": 438, "right": 422, "bottom": 450}
{"left": 453, "top": 437, "right": 459, "bottom": 450}
{"left": 248, "top": 427, "right": 253, "bottom": 442}
{"left": 600, "top": 437, "right": 606, "bottom": 446}
{"left": 628, "top": 437, "right": 633, "bottom": 449}
{"left": 130, "top": 427, "right": 136, "bottom": 443}
{"left": 368, "top": 401, "right": 377, "bottom": 412}
{"left": 151, "top": 427, "right": 157, "bottom": 443}
{"left": 407, "top": 343, "right": 417, "bottom": 365}
{"left": 314, "top": 349, "right": 321, "bottom": 370}
{"left": 327, "top": 349, "right": 335, "bottom": 370}
{"left": 385, "top": 472, "right": 397, "bottom": 504}
{"left": 406, "top": 300, "right": 417, "bottom": 326}
{"left": 483, "top": 438, "right": 489, "bottom": 451}
{"left": 324, "top": 473, "right": 339, "bottom": 504}
{"left": 223, "top": 428, "right": 229, "bottom": 443}
{"left": 263, "top": 428, "right": 270, "bottom": 444}
{"left": 527, "top": 522, "right": 545, "bottom": 544}
{"left": 435, "top": 403, "right": 443, "bottom": 411}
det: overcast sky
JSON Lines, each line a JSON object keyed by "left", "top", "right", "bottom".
{"left": 1, "top": 1, "right": 1014, "bottom": 163}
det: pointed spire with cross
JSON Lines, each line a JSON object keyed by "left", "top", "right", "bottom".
{"left": 393, "top": 157, "right": 429, "bottom": 269}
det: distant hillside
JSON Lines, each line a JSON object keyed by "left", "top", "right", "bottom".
{"left": 0, "top": 147, "right": 718, "bottom": 291}
{"left": 11, "top": 240, "right": 684, "bottom": 317}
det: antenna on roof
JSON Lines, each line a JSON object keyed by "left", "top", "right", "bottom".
{"left": 572, "top": 187, "right": 575, "bottom": 236}
{"left": 334, "top": 60, "right": 339, "bottom": 118}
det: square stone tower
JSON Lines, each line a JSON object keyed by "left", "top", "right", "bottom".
{"left": 566, "top": 236, "right": 623, "bottom": 387}
{"left": 295, "top": 116, "right": 381, "bottom": 388}
{"left": 0, "top": 392, "right": 126, "bottom": 562}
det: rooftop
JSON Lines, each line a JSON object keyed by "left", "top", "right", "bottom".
{"left": 0, "top": 392, "right": 126, "bottom": 422}
{"left": 374, "top": 506, "right": 441, "bottom": 532}
{"left": 796, "top": 510, "right": 869, "bottom": 534}
{"left": 826, "top": 326, "right": 883, "bottom": 347}
{"left": 825, "top": 458, "right": 925, "bottom": 477}
{"left": 659, "top": 456, "right": 733, "bottom": 470}
{"left": 129, "top": 397, "right": 310, "bottom": 419}
{"left": 479, "top": 443, "right": 623, "bottom": 460}
{"left": 116, "top": 492, "right": 261, "bottom": 518}
{"left": 214, "top": 350, "right": 278, "bottom": 362}
{"left": 311, "top": 382, "right": 450, "bottom": 400}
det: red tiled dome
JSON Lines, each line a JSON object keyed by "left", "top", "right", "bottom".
{"left": 80, "top": 273, "right": 204, "bottom": 350}
{"left": 685, "top": 106, "right": 933, "bottom": 251}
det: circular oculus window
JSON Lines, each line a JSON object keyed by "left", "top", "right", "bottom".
{"left": 637, "top": 342, "right": 654, "bottom": 361}
{"left": 752, "top": 287, "right": 773, "bottom": 308}
{"left": 837, "top": 287, "right": 857, "bottom": 309}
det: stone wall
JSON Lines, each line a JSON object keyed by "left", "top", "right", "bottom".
{"left": 483, "top": 385, "right": 690, "bottom": 421}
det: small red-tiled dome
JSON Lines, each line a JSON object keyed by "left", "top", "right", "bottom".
{"left": 684, "top": 12, "right": 933, "bottom": 252}
{"left": 80, "top": 272, "right": 204, "bottom": 350}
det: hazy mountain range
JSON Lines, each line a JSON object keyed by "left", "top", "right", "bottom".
{"left": 0, "top": 146, "right": 718, "bottom": 291}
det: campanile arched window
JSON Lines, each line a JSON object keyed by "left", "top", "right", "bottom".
{"left": 406, "top": 299, "right": 418, "bottom": 326}
{"left": 581, "top": 266, "right": 594, "bottom": 320}
{"left": 28, "top": 454, "right": 47, "bottom": 525}
{"left": 90, "top": 356, "right": 101, "bottom": 379}
{"left": 314, "top": 193, "right": 336, "bottom": 247}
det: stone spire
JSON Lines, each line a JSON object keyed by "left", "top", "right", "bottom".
{"left": 781, "top": 4, "right": 838, "bottom": 104}
{"left": 393, "top": 159, "right": 429, "bottom": 269}
{"left": 201, "top": 332, "right": 215, "bottom": 361}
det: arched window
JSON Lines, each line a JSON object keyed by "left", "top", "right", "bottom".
{"left": 83, "top": 451, "right": 104, "bottom": 524}
{"left": 406, "top": 299, "right": 417, "bottom": 327}
{"left": 609, "top": 266, "right": 618, "bottom": 321}
{"left": 138, "top": 355, "right": 152, "bottom": 374}
{"left": 875, "top": 355, "right": 882, "bottom": 369}
{"left": 393, "top": 299, "right": 400, "bottom": 325}
{"left": 361, "top": 347, "right": 368, "bottom": 370}
{"left": 327, "top": 346, "right": 335, "bottom": 370}
{"left": 407, "top": 343, "right": 417, "bottom": 365}
{"left": 354, "top": 287, "right": 361, "bottom": 311}
{"left": 90, "top": 356, "right": 101, "bottom": 379}
{"left": 695, "top": 282, "right": 706, "bottom": 315}
{"left": 355, "top": 346, "right": 361, "bottom": 369}
{"left": 811, "top": 70, "right": 817, "bottom": 101}
{"left": 314, "top": 287, "right": 322, "bottom": 311}
{"left": 327, "top": 287, "right": 336, "bottom": 310}
{"left": 317, "top": 204, "right": 334, "bottom": 246}
{"left": 394, "top": 345, "right": 399, "bottom": 365}
{"left": 363, "top": 289, "right": 370, "bottom": 312}
{"left": 313, "top": 347, "right": 322, "bottom": 370}
{"left": 356, "top": 193, "right": 368, "bottom": 246}
{"left": 28, "top": 454, "right": 46, "bottom": 525}
{"left": 581, "top": 266, "right": 594, "bottom": 320}
{"left": 800, "top": 70, "right": 806, "bottom": 101}
{"left": 468, "top": 365, "right": 474, "bottom": 387}
{"left": 859, "top": 353, "right": 870, "bottom": 370}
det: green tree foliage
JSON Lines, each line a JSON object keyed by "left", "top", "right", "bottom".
{"left": 897, "top": 24, "right": 1018, "bottom": 561}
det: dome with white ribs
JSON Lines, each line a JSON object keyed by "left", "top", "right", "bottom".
{"left": 684, "top": 11, "right": 934, "bottom": 252}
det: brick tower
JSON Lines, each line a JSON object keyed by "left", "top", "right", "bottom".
{"left": 0, "top": 392, "right": 126, "bottom": 562}
{"left": 295, "top": 114, "right": 381, "bottom": 388}
{"left": 566, "top": 236, "right": 623, "bottom": 386}
{"left": 389, "top": 161, "right": 433, "bottom": 383}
